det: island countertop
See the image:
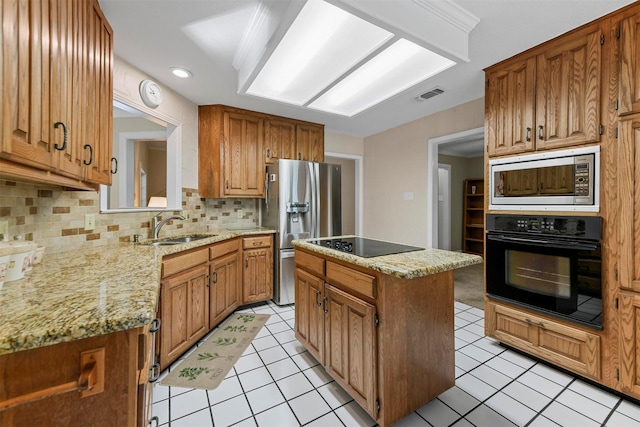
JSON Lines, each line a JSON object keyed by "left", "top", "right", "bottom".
{"left": 0, "top": 228, "right": 275, "bottom": 356}
{"left": 293, "top": 236, "right": 482, "bottom": 279}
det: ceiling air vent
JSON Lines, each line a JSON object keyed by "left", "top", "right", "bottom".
{"left": 415, "top": 87, "right": 444, "bottom": 102}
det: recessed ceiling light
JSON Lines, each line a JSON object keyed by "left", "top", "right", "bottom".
{"left": 171, "top": 68, "right": 192, "bottom": 78}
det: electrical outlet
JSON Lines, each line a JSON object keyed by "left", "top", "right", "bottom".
{"left": 85, "top": 214, "right": 95, "bottom": 231}
{"left": 237, "top": 209, "right": 243, "bottom": 219}
{"left": 0, "top": 220, "right": 8, "bottom": 239}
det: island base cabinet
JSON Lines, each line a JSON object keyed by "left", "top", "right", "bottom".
{"left": 486, "top": 301, "right": 601, "bottom": 380}
{"left": 294, "top": 248, "right": 457, "bottom": 427}
{"left": 294, "top": 268, "right": 325, "bottom": 364}
{"left": 324, "top": 285, "right": 376, "bottom": 416}
{"left": 0, "top": 328, "right": 144, "bottom": 427}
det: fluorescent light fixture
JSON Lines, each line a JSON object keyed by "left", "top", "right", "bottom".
{"left": 246, "top": 0, "right": 393, "bottom": 105}
{"left": 170, "top": 67, "right": 192, "bottom": 78}
{"left": 309, "top": 39, "right": 455, "bottom": 116}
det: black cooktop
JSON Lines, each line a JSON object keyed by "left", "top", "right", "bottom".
{"left": 308, "top": 237, "right": 423, "bottom": 258}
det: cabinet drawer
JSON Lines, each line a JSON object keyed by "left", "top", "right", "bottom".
{"left": 326, "top": 262, "right": 376, "bottom": 299}
{"left": 162, "top": 248, "right": 208, "bottom": 277}
{"left": 210, "top": 238, "right": 239, "bottom": 260}
{"left": 243, "top": 235, "right": 272, "bottom": 249}
{"left": 487, "top": 302, "right": 601, "bottom": 380}
{"left": 295, "top": 251, "right": 325, "bottom": 276}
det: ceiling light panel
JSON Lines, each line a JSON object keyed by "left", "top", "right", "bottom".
{"left": 246, "top": 0, "right": 393, "bottom": 105}
{"left": 308, "top": 38, "right": 455, "bottom": 116}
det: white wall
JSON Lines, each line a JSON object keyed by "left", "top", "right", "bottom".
{"left": 113, "top": 57, "right": 199, "bottom": 188}
{"left": 362, "top": 98, "right": 484, "bottom": 247}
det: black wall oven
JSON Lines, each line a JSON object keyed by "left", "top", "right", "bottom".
{"left": 486, "top": 214, "right": 603, "bottom": 329}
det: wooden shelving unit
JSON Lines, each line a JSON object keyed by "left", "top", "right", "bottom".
{"left": 463, "top": 178, "right": 484, "bottom": 257}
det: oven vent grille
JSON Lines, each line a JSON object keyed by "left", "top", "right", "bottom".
{"left": 415, "top": 87, "right": 444, "bottom": 102}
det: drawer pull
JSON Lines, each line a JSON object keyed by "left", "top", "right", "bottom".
{"left": 0, "top": 348, "right": 103, "bottom": 410}
{"left": 149, "top": 318, "right": 161, "bottom": 333}
{"left": 252, "top": 241, "right": 263, "bottom": 246}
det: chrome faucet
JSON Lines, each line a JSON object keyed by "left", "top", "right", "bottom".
{"left": 152, "top": 213, "right": 186, "bottom": 239}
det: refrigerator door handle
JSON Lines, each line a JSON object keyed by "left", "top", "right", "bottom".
{"left": 264, "top": 171, "right": 269, "bottom": 212}
{"left": 309, "top": 161, "right": 318, "bottom": 238}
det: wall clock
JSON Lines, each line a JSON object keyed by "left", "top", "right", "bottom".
{"left": 139, "top": 79, "right": 163, "bottom": 108}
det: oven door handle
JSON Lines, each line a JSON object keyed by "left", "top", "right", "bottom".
{"left": 487, "top": 234, "right": 599, "bottom": 251}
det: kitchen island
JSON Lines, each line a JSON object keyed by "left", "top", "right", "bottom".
{"left": 293, "top": 237, "right": 481, "bottom": 427}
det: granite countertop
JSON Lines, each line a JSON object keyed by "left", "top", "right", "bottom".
{"left": 0, "top": 228, "right": 275, "bottom": 356}
{"left": 293, "top": 236, "right": 482, "bottom": 279}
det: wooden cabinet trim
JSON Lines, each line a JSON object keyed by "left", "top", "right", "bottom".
{"left": 295, "top": 250, "right": 325, "bottom": 277}
{"left": 210, "top": 238, "right": 240, "bottom": 260}
{"left": 326, "top": 261, "right": 376, "bottom": 299}
{"left": 162, "top": 247, "right": 208, "bottom": 277}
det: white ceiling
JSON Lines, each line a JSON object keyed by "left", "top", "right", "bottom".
{"left": 99, "top": 0, "right": 635, "bottom": 148}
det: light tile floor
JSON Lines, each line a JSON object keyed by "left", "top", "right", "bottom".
{"left": 151, "top": 301, "right": 640, "bottom": 427}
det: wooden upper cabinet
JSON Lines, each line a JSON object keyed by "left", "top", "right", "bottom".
{"left": 198, "top": 105, "right": 265, "bottom": 198}
{"left": 0, "top": 0, "right": 113, "bottom": 187}
{"left": 486, "top": 23, "right": 602, "bottom": 156}
{"left": 296, "top": 123, "right": 324, "bottom": 162}
{"left": 224, "top": 110, "right": 264, "bottom": 197}
{"left": 535, "top": 25, "right": 602, "bottom": 150}
{"left": 486, "top": 56, "right": 536, "bottom": 157}
{"left": 265, "top": 118, "right": 296, "bottom": 164}
{"left": 1, "top": 0, "right": 56, "bottom": 171}
{"left": 619, "top": 13, "right": 640, "bottom": 116}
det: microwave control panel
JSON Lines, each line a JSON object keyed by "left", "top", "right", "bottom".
{"left": 574, "top": 161, "right": 591, "bottom": 197}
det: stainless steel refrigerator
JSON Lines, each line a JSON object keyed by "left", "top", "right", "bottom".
{"left": 262, "top": 159, "right": 342, "bottom": 305}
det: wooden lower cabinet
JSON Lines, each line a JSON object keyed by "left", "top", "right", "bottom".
{"left": 242, "top": 235, "right": 273, "bottom": 304}
{"left": 324, "top": 284, "right": 376, "bottom": 415}
{"left": 160, "top": 248, "right": 210, "bottom": 370}
{"left": 210, "top": 240, "right": 242, "bottom": 327}
{"left": 619, "top": 292, "right": 640, "bottom": 397}
{"left": 0, "top": 327, "right": 148, "bottom": 427}
{"left": 295, "top": 268, "right": 325, "bottom": 364}
{"left": 486, "top": 301, "right": 601, "bottom": 380}
{"left": 294, "top": 248, "right": 455, "bottom": 427}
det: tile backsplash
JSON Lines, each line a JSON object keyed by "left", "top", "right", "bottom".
{"left": 0, "top": 180, "right": 259, "bottom": 254}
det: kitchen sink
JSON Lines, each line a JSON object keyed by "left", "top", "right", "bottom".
{"left": 143, "top": 234, "right": 215, "bottom": 246}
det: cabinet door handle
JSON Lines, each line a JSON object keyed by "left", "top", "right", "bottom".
{"left": 245, "top": 258, "right": 248, "bottom": 268}
{"left": 148, "top": 363, "right": 161, "bottom": 383}
{"left": 298, "top": 152, "right": 301, "bottom": 160}
{"left": 53, "top": 121, "right": 68, "bottom": 151}
{"left": 266, "top": 148, "right": 271, "bottom": 158}
{"left": 212, "top": 271, "right": 218, "bottom": 284}
{"left": 83, "top": 144, "right": 93, "bottom": 166}
{"left": 538, "top": 125, "right": 544, "bottom": 140}
{"left": 226, "top": 180, "right": 230, "bottom": 190}
{"left": 525, "top": 127, "right": 531, "bottom": 142}
{"left": 315, "top": 289, "right": 322, "bottom": 307}
{"left": 110, "top": 157, "right": 118, "bottom": 174}
{"left": 206, "top": 275, "right": 211, "bottom": 287}
{"left": 322, "top": 296, "right": 328, "bottom": 313}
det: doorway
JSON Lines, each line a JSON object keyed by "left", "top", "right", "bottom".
{"left": 325, "top": 153, "right": 362, "bottom": 236}
{"left": 426, "top": 127, "right": 484, "bottom": 249}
